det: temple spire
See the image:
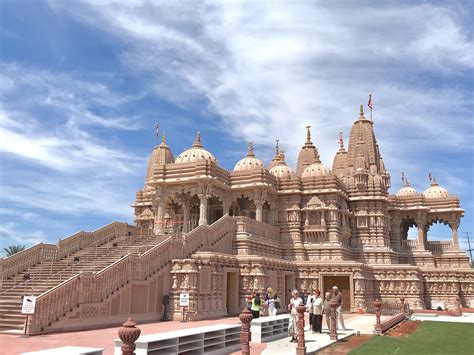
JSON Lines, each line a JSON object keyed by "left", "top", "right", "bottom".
{"left": 339, "top": 131, "right": 345, "bottom": 150}
{"left": 306, "top": 125, "right": 312, "bottom": 144}
{"left": 192, "top": 131, "right": 203, "bottom": 147}
{"left": 247, "top": 141, "right": 255, "bottom": 157}
{"left": 161, "top": 132, "right": 167, "bottom": 145}
{"left": 154, "top": 123, "right": 159, "bottom": 146}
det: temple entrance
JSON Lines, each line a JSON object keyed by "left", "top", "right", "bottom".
{"left": 322, "top": 275, "right": 351, "bottom": 312}
{"left": 225, "top": 272, "right": 239, "bottom": 315}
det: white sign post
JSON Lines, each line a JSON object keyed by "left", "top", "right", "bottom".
{"left": 179, "top": 293, "right": 189, "bottom": 322}
{"left": 21, "top": 295, "right": 36, "bottom": 337}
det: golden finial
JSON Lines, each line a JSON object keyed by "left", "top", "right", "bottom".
{"left": 247, "top": 141, "right": 255, "bottom": 156}
{"left": 192, "top": 131, "right": 202, "bottom": 147}
{"left": 359, "top": 104, "right": 364, "bottom": 118}
{"left": 161, "top": 132, "right": 166, "bottom": 144}
{"left": 280, "top": 149, "right": 286, "bottom": 162}
{"left": 306, "top": 125, "right": 312, "bottom": 143}
{"left": 339, "top": 131, "right": 344, "bottom": 149}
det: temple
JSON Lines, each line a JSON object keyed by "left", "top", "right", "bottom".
{"left": 1, "top": 105, "right": 472, "bottom": 334}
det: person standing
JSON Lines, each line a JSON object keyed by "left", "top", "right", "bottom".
{"left": 265, "top": 292, "right": 280, "bottom": 316}
{"left": 311, "top": 290, "right": 323, "bottom": 333}
{"left": 323, "top": 292, "right": 332, "bottom": 331}
{"left": 287, "top": 289, "right": 303, "bottom": 342}
{"left": 250, "top": 292, "right": 262, "bottom": 319}
{"left": 306, "top": 290, "right": 316, "bottom": 331}
{"left": 332, "top": 286, "right": 346, "bottom": 331}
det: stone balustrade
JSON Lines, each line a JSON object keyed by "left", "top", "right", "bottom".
{"left": 28, "top": 216, "right": 235, "bottom": 334}
{"left": 427, "top": 241, "right": 453, "bottom": 254}
{"left": 56, "top": 222, "right": 128, "bottom": 259}
{"left": 0, "top": 242, "right": 57, "bottom": 282}
{"left": 235, "top": 216, "right": 280, "bottom": 241}
{"left": 401, "top": 239, "right": 418, "bottom": 252}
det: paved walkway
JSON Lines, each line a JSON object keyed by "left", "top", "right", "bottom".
{"left": 262, "top": 313, "right": 387, "bottom": 355}
{"left": 411, "top": 312, "right": 474, "bottom": 324}
{"left": 0, "top": 313, "right": 384, "bottom": 355}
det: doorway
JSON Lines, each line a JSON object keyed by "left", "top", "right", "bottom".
{"left": 225, "top": 272, "right": 239, "bottom": 315}
{"left": 322, "top": 275, "right": 351, "bottom": 311}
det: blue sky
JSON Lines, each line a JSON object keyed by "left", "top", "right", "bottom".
{"left": 0, "top": 1, "right": 472, "bottom": 256}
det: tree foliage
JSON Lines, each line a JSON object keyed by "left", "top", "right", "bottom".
{"left": 3, "top": 245, "right": 26, "bottom": 257}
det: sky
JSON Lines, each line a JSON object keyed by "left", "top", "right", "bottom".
{"left": 0, "top": 0, "right": 472, "bottom": 256}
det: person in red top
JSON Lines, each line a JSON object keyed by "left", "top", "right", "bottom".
{"left": 332, "top": 286, "right": 346, "bottom": 331}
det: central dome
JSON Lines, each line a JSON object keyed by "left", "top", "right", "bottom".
{"left": 174, "top": 132, "right": 217, "bottom": 164}
{"left": 234, "top": 142, "right": 264, "bottom": 171}
{"left": 301, "top": 162, "right": 331, "bottom": 178}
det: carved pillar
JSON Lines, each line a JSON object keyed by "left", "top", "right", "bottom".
{"left": 118, "top": 317, "right": 141, "bottom": 355}
{"left": 239, "top": 307, "right": 253, "bottom": 355}
{"left": 296, "top": 304, "right": 306, "bottom": 354}
{"left": 450, "top": 214, "right": 460, "bottom": 251}
{"left": 254, "top": 190, "right": 266, "bottom": 223}
{"left": 374, "top": 299, "right": 382, "bottom": 335}
{"left": 416, "top": 223, "right": 425, "bottom": 251}
{"left": 198, "top": 194, "right": 208, "bottom": 226}
{"left": 304, "top": 212, "right": 309, "bottom": 226}
{"left": 416, "top": 212, "right": 427, "bottom": 251}
{"left": 329, "top": 299, "right": 337, "bottom": 340}
{"left": 154, "top": 187, "right": 165, "bottom": 235}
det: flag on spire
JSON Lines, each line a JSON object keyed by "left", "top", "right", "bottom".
{"left": 401, "top": 171, "right": 405, "bottom": 182}
{"left": 155, "top": 123, "right": 159, "bottom": 145}
{"left": 428, "top": 172, "right": 432, "bottom": 182}
{"left": 368, "top": 94, "right": 373, "bottom": 110}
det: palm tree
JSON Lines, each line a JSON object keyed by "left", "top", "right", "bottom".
{"left": 3, "top": 245, "right": 26, "bottom": 257}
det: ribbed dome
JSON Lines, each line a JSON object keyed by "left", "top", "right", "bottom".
{"left": 174, "top": 132, "right": 217, "bottom": 165}
{"left": 302, "top": 163, "right": 331, "bottom": 178}
{"left": 397, "top": 180, "right": 417, "bottom": 197}
{"left": 234, "top": 142, "right": 264, "bottom": 171}
{"left": 269, "top": 164, "right": 293, "bottom": 178}
{"left": 269, "top": 150, "right": 293, "bottom": 178}
{"left": 423, "top": 180, "right": 449, "bottom": 199}
{"left": 145, "top": 134, "right": 174, "bottom": 183}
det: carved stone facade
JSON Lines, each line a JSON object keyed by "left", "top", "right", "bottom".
{"left": 132, "top": 106, "right": 472, "bottom": 319}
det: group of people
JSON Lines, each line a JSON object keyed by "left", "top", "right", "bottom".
{"left": 287, "top": 286, "right": 346, "bottom": 342}
{"left": 248, "top": 286, "right": 346, "bottom": 343}
{"left": 248, "top": 287, "right": 281, "bottom": 319}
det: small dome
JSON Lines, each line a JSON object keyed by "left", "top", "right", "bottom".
{"left": 174, "top": 132, "right": 217, "bottom": 165}
{"left": 423, "top": 180, "right": 449, "bottom": 199}
{"left": 234, "top": 142, "right": 264, "bottom": 172}
{"left": 269, "top": 164, "right": 293, "bottom": 178}
{"left": 269, "top": 149, "right": 293, "bottom": 178}
{"left": 397, "top": 179, "right": 417, "bottom": 197}
{"left": 302, "top": 163, "right": 331, "bottom": 178}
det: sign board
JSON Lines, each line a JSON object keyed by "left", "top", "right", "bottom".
{"left": 179, "top": 293, "right": 189, "bottom": 307}
{"left": 21, "top": 296, "right": 37, "bottom": 315}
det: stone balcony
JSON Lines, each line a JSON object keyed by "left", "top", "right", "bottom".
{"left": 400, "top": 240, "right": 454, "bottom": 254}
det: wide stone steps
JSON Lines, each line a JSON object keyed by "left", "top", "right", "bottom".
{"left": 0, "top": 233, "right": 163, "bottom": 332}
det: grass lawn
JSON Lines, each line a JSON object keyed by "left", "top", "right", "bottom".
{"left": 349, "top": 321, "right": 474, "bottom": 355}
